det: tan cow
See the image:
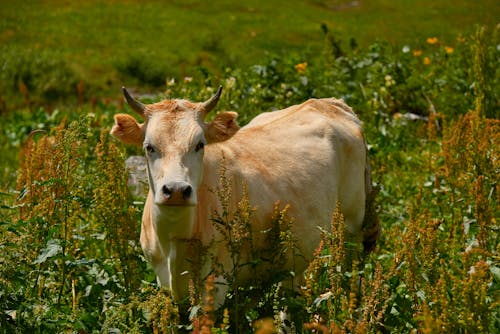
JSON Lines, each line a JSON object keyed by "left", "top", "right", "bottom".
{"left": 111, "top": 86, "right": 379, "bottom": 305}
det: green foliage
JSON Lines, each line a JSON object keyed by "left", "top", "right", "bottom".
{"left": 0, "top": 47, "right": 78, "bottom": 106}
{"left": 0, "top": 25, "right": 498, "bottom": 333}
{"left": 102, "top": 287, "right": 179, "bottom": 334}
{"left": 160, "top": 25, "right": 498, "bottom": 127}
{"left": 0, "top": 115, "right": 155, "bottom": 333}
{"left": 1, "top": 0, "right": 499, "bottom": 110}
{"left": 115, "top": 52, "right": 172, "bottom": 88}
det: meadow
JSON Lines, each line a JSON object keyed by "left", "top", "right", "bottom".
{"left": 0, "top": 1, "right": 499, "bottom": 333}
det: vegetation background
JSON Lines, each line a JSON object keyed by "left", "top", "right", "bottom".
{"left": 0, "top": 0, "right": 498, "bottom": 333}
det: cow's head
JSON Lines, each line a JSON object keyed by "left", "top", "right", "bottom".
{"left": 111, "top": 86, "right": 239, "bottom": 206}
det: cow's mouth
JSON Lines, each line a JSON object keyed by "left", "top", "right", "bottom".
{"left": 155, "top": 199, "right": 196, "bottom": 207}
{"left": 164, "top": 202, "right": 196, "bottom": 207}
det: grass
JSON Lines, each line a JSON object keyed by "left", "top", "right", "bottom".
{"left": 0, "top": 0, "right": 498, "bottom": 104}
{"left": 0, "top": 1, "right": 499, "bottom": 333}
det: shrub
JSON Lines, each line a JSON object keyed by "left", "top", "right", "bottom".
{"left": 1, "top": 25, "right": 498, "bottom": 333}
{"left": 115, "top": 52, "right": 173, "bottom": 87}
{"left": 0, "top": 116, "right": 150, "bottom": 332}
{"left": 0, "top": 47, "right": 78, "bottom": 107}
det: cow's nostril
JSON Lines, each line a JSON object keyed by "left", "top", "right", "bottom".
{"left": 162, "top": 185, "right": 172, "bottom": 198}
{"left": 182, "top": 185, "right": 192, "bottom": 199}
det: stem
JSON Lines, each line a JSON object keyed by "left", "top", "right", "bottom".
{"left": 57, "top": 138, "right": 72, "bottom": 305}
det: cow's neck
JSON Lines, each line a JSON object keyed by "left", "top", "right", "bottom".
{"left": 151, "top": 204, "right": 195, "bottom": 238}
{"left": 150, "top": 202, "right": 196, "bottom": 299}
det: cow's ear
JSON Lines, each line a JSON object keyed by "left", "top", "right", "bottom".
{"left": 110, "top": 114, "right": 144, "bottom": 146}
{"left": 206, "top": 112, "right": 240, "bottom": 143}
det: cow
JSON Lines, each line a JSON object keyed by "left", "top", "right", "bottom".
{"left": 110, "top": 86, "right": 379, "bottom": 305}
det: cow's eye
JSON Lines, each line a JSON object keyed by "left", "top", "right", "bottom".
{"left": 145, "top": 144, "right": 156, "bottom": 154}
{"left": 195, "top": 141, "right": 205, "bottom": 152}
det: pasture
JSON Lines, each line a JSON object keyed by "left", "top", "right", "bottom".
{"left": 0, "top": 1, "right": 499, "bottom": 333}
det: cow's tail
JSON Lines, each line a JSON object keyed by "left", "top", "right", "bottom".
{"left": 361, "top": 144, "right": 380, "bottom": 253}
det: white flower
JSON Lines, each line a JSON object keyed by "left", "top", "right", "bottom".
{"left": 225, "top": 76, "right": 236, "bottom": 89}
{"left": 385, "top": 75, "right": 395, "bottom": 87}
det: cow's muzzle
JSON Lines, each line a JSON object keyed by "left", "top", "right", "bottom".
{"left": 159, "top": 181, "right": 194, "bottom": 206}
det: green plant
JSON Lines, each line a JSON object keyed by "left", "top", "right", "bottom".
{"left": 0, "top": 47, "right": 78, "bottom": 108}
{"left": 102, "top": 286, "right": 179, "bottom": 334}
{"left": 1, "top": 24, "right": 498, "bottom": 333}
{"left": 115, "top": 52, "right": 173, "bottom": 87}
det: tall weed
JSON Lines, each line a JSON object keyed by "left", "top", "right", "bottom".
{"left": 0, "top": 116, "right": 153, "bottom": 332}
{"left": 1, "top": 25, "right": 498, "bottom": 333}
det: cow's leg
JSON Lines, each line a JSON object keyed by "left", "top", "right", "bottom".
{"left": 155, "top": 260, "right": 172, "bottom": 291}
{"left": 213, "top": 275, "right": 229, "bottom": 308}
{"left": 342, "top": 203, "right": 365, "bottom": 271}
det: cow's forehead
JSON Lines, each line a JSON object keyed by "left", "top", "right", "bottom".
{"left": 144, "top": 100, "right": 204, "bottom": 146}
{"left": 146, "top": 99, "right": 198, "bottom": 114}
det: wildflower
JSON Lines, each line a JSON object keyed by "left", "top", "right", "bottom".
{"left": 444, "top": 46, "right": 454, "bottom": 54}
{"left": 166, "top": 78, "right": 175, "bottom": 87}
{"left": 385, "top": 75, "right": 395, "bottom": 87}
{"left": 402, "top": 45, "right": 410, "bottom": 53}
{"left": 426, "top": 37, "right": 439, "bottom": 45}
{"left": 225, "top": 76, "right": 236, "bottom": 89}
{"left": 294, "top": 62, "right": 307, "bottom": 74}
{"left": 413, "top": 49, "right": 422, "bottom": 57}
{"left": 254, "top": 318, "right": 275, "bottom": 333}
{"left": 184, "top": 76, "right": 193, "bottom": 83}
{"left": 423, "top": 57, "right": 431, "bottom": 65}
{"left": 222, "top": 309, "right": 230, "bottom": 329}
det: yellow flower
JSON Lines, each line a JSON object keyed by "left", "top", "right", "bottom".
{"left": 295, "top": 62, "right": 307, "bottom": 74}
{"left": 426, "top": 37, "right": 439, "bottom": 45}
{"left": 423, "top": 57, "right": 431, "bottom": 65}
{"left": 444, "top": 46, "right": 454, "bottom": 54}
{"left": 413, "top": 50, "right": 422, "bottom": 57}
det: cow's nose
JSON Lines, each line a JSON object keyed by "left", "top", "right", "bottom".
{"left": 182, "top": 185, "right": 192, "bottom": 199}
{"left": 161, "top": 182, "right": 192, "bottom": 202}
{"left": 162, "top": 185, "right": 172, "bottom": 198}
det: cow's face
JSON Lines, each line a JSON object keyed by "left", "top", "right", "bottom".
{"left": 111, "top": 87, "right": 239, "bottom": 207}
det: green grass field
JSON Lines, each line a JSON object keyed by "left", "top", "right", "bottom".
{"left": 0, "top": 1, "right": 499, "bottom": 333}
{"left": 1, "top": 0, "right": 498, "bottom": 102}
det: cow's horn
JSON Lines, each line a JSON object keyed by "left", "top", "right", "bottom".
{"left": 122, "top": 87, "right": 146, "bottom": 117}
{"left": 201, "top": 86, "right": 223, "bottom": 114}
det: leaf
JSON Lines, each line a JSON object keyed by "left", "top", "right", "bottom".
{"left": 416, "top": 290, "right": 426, "bottom": 301}
{"left": 84, "top": 285, "right": 92, "bottom": 297}
{"left": 96, "top": 270, "right": 110, "bottom": 286}
{"left": 189, "top": 305, "right": 201, "bottom": 321}
{"left": 33, "top": 239, "right": 62, "bottom": 264}
{"left": 490, "top": 265, "right": 500, "bottom": 283}
{"left": 313, "top": 291, "right": 334, "bottom": 307}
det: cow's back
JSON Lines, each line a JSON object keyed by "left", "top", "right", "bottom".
{"left": 245, "top": 98, "right": 360, "bottom": 128}
{"left": 200, "top": 98, "right": 367, "bottom": 277}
